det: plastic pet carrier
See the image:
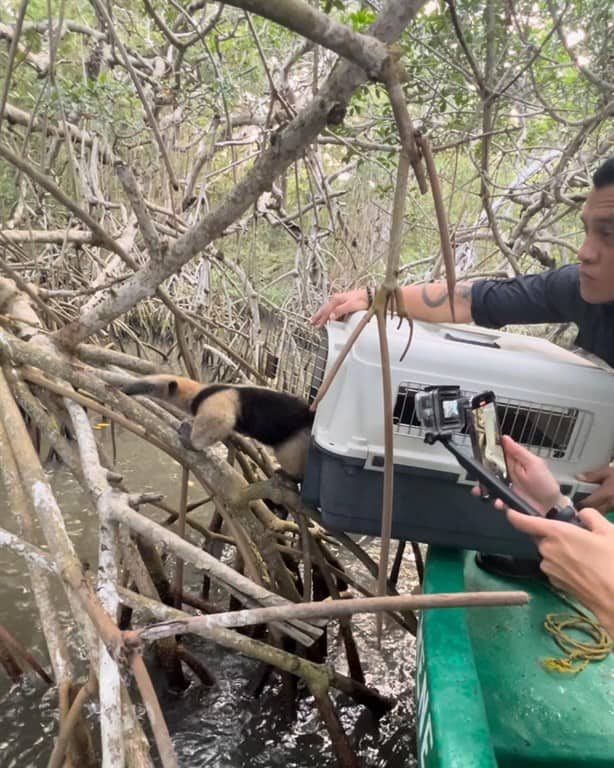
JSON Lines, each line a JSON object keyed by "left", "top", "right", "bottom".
{"left": 301, "top": 313, "right": 614, "bottom": 557}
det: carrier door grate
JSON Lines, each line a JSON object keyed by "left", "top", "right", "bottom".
{"left": 306, "top": 329, "right": 329, "bottom": 404}
{"left": 393, "top": 382, "right": 591, "bottom": 461}
{"left": 256, "top": 319, "right": 328, "bottom": 403}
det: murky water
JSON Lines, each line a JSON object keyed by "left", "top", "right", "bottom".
{"left": 0, "top": 426, "right": 417, "bottom": 767}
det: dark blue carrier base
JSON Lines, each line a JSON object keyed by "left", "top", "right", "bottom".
{"left": 301, "top": 443, "right": 541, "bottom": 559}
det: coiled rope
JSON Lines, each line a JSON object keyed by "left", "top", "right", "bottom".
{"left": 541, "top": 602, "right": 613, "bottom": 674}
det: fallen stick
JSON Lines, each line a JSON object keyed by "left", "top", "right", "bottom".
{"left": 136, "top": 590, "right": 529, "bottom": 643}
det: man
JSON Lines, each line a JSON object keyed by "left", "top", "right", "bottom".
{"left": 310, "top": 157, "right": 614, "bottom": 511}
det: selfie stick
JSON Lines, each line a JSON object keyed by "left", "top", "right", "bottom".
{"left": 425, "top": 433, "right": 585, "bottom": 527}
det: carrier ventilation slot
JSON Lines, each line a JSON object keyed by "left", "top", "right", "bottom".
{"left": 393, "top": 382, "right": 592, "bottom": 461}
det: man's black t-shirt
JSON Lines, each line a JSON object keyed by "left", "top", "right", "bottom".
{"left": 470, "top": 264, "right": 614, "bottom": 367}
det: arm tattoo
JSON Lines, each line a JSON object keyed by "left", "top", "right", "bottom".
{"left": 454, "top": 282, "right": 472, "bottom": 302}
{"left": 421, "top": 281, "right": 473, "bottom": 309}
{"left": 421, "top": 283, "right": 450, "bottom": 308}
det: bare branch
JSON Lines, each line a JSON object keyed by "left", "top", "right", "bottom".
{"left": 136, "top": 590, "right": 529, "bottom": 643}
{"left": 224, "top": 0, "right": 394, "bottom": 79}
{"left": 0, "top": 143, "right": 127, "bottom": 258}
{"left": 89, "top": 0, "right": 179, "bottom": 190}
{"left": 54, "top": 0, "right": 426, "bottom": 348}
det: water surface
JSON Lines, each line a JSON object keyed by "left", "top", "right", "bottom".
{"left": 0, "top": 427, "right": 417, "bottom": 766}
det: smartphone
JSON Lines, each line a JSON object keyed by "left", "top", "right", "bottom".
{"left": 469, "top": 391, "right": 509, "bottom": 495}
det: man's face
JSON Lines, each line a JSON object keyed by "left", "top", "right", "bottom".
{"left": 578, "top": 184, "right": 614, "bottom": 303}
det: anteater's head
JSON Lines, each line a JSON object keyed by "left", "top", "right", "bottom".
{"left": 121, "top": 374, "right": 203, "bottom": 412}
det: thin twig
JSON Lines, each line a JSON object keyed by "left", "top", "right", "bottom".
{"left": 0, "top": 624, "right": 53, "bottom": 684}
{"left": 89, "top": 0, "right": 179, "bottom": 190}
{"left": 130, "top": 653, "right": 179, "bottom": 768}
{"left": 0, "top": 0, "right": 30, "bottom": 136}
{"left": 172, "top": 467, "right": 190, "bottom": 608}
{"left": 47, "top": 674, "right": 98, "bottom": 768}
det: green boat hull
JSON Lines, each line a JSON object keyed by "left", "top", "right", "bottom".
{"left": 416, "top": 547, "right": 614, "bottom": 767}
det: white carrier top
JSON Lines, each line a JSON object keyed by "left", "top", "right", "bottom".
{"left": 313, "top": 313, "right": 614, "bottom": 498}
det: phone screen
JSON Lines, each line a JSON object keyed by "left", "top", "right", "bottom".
{"left": 470, "top": 392, "right": 509, "bottom": 489}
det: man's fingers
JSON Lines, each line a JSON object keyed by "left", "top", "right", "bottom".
{"left": 310, "top": 293, "right": 366, "bottom": 327}
{"left": 577, "top": 465, "right": 611, "bottom": 484}
{"left": 310, "top": 305, "right": 338, "bottom": 326}
{"left": 309, "top": 307, "right": 327, "bottom": 326}
{"left": 310, "top": 300, "right": 338, "bottom": 326}
{"left": 329, "top": 300, "right": 355, "bottom": 321}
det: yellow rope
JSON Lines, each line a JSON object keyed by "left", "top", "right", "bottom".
{"left": 541, "top": 613, "right": 613, "bottom": 674}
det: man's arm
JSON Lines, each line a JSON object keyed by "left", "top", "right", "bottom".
{"left": 407, "top": 281, "right": 474, "bottom": 323}
{"left": 310, "top": 280, "right": 474, "bottom": 326}
{"left": 311, "top": 265, "right": 582, "bottom": 328}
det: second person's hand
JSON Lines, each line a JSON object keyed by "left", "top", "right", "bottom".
{"left": 471, "top": 436, "right": 564, "bottom": 515}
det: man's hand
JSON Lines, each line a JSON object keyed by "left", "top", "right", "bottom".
{"left": 576, "top": 465, "right": 614, "bottom": 513}
{"left": 310, "top": 288, "right": 368, "bottom": 327}
{"left": 309, "top": 280, "right": 476, "bottom": 327}
{"left": 506, "top": 506, "right": 614, "bottom": 637}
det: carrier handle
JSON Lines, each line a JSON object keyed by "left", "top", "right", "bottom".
{"left": 444, "top": 332, "right": 500, "bottom": 349}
